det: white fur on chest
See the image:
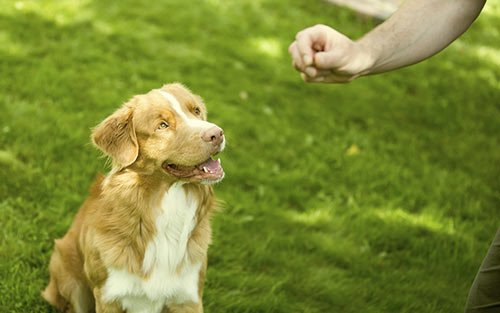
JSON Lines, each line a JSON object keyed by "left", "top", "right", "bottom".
{"left": 102, "top": 183, "right": 201, "bottom": 313}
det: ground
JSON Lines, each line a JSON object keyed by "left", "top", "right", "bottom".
{"left": 0, "top": 1, "right": 499, "bottom": 312}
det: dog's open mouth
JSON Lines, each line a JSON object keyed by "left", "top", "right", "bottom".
{"left": 162, "top": 158, "right": 224, "bottom": 183}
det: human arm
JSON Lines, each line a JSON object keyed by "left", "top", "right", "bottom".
{"left": 288, "top": 0, "right": 486, "bottom": 83}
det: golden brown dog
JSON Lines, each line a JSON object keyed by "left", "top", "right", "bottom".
{"left": 42, "top": 83, "right": 225, "bottom": 313}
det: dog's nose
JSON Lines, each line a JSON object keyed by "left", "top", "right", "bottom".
{"left": 201, "top": 126, "right": 224, "bottom": 146}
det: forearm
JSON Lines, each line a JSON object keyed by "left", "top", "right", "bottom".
{"left": 358, "top": 0, "right": 486, "bottom": 75}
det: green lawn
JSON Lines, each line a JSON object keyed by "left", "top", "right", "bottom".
{"left": 1, "top": 1, "right": 499, "bottom": 312}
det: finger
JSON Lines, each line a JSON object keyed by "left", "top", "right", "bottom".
{"left": 299, "top": 66, "right": 333, "bottom": 78}
{"left": 289, "top": 42, "right": 306, "bottom": 72}
{"left": 312, "top": 31, "right": 354, "bottom": 70}
{"left": 309, "top": 68, "right": 332, "bottom": 77}
{"left": 302, "top": 73, "right": 337, "bottom": 84}
{"left": 295, "top": 26, "right": 329, "bottom": 66}
{"left": 301, "top": 72, "right": 323, "bottom": 83}
{"left": 313, "top": 50, "right": 346, "bottom": 70}
{"left": 304, "top": 67, "right": 338, "bottom": 78}
{"left": 304, "top": 66, "right": 317, "bottom": 77}
{"left": 295, "top": 33, "right": 314, "bottom": 66}
{"left": 287, "top": 41, "right": 296, "bottom": 55}
{"left": 303, "top": 73, "right": 353, "bottom": 84}
{"left": 313, "top": 42, "right": 323, "bottom": 52}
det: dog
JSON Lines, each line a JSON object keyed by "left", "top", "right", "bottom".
{"left": 42, "top": 83, "right": 225, "bottom": 313}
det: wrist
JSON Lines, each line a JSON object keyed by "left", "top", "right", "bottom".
{"left": 353, "top": 37, "right": 380, "bottom": 76}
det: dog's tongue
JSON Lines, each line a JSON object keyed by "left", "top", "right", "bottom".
{"left": 200, "top": 158, "right": 221, "bottom": 172}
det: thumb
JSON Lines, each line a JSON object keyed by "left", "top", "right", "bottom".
{"left": 314, "top": 51, "right": 342, "bottom": 70}
{"left": 313, "top": 30, "right": 354, "bottom": 70}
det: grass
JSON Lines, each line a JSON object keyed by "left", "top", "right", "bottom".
{"left": 0, "top": 0, "right": 499, "bottom": 312}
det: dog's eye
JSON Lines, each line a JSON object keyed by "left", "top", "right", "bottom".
{"left": 194, "top": 107, "right": 201, "bottom": 115}
{"left": 158, "top": 122, "right": 169, "bottom": 129}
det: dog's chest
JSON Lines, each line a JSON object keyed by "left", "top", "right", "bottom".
{"left": 102, "top": 184, "right": 200, "bottom": 313}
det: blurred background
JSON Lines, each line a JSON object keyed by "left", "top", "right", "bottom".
{"left": 0, "top": 0, "right": 498, "bottom": 312}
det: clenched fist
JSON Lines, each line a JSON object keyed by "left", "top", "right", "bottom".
{"left": 288, "top": 24, "right": 374, "bottom": 83}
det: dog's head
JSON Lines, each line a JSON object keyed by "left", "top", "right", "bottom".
{"left": 92, "top": 83, "right": 225, "bottom": 185}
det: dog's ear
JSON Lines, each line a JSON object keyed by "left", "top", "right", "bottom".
{"left": 91, "top": 105, "right": 139, "bottom": 168}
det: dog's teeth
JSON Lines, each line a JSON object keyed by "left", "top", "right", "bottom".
{"left": 217, "top": 158, "right": 221, "bottom": 165}
{"left": 203, "top": 167, "right": 208, "bottom": 173}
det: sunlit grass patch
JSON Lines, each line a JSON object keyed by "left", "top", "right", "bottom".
{"left": 374, "top": 207, "right": 456, "bottom": 236}
{"left": 249, "top": 37, "right": 284, "bottom": 59}
{"left": 5, "top": 0, "right": 94, "bottom": 25}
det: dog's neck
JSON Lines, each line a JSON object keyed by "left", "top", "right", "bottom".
{"left": 97, "top": 170, "right": 174, "bottom": 271}
{"left": 95, "top": 168, "right": 212, "bottom": 274}
{"left": 103, "top": 167, "right": 171, "bottom": 200}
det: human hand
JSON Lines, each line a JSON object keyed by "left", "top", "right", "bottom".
{"left": 288, "top": 24, "right": 374, "bottom": 83}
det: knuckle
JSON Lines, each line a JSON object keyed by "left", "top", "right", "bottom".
{"left": 313, "top": 24, "right": 327, "bottom": 31}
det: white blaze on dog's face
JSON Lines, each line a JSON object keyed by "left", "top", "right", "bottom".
{"left": 92, "top": 83, "right": 225, "bottom": 184}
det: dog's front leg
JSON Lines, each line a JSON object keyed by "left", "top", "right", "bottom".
{"left": 93, "top": 288, "right": 123, "bottom": 313}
